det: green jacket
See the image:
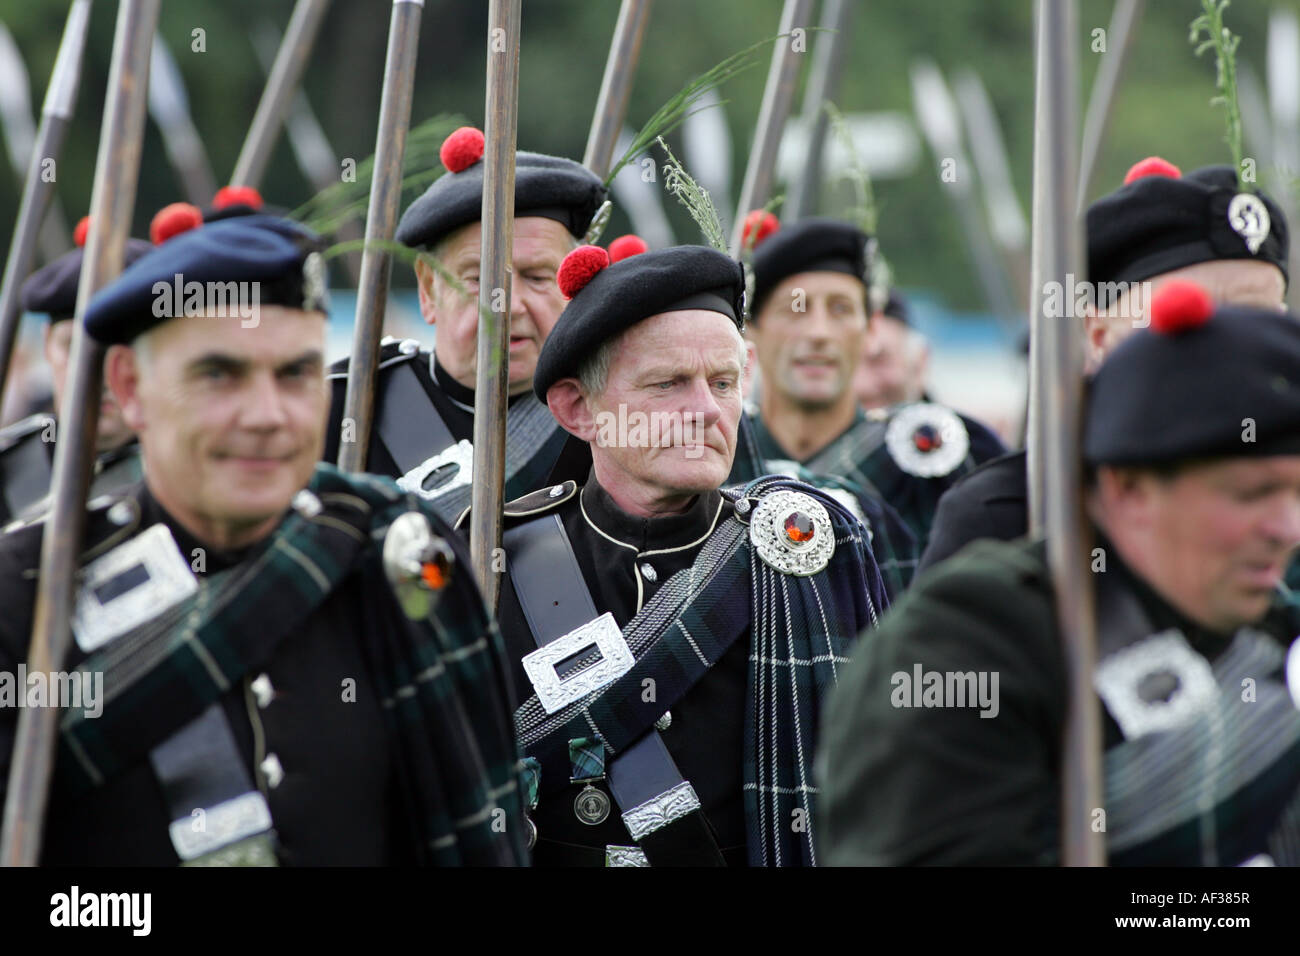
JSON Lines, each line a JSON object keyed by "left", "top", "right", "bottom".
{"left": 818, "top": 535, "right": 1300, "bottom": 865}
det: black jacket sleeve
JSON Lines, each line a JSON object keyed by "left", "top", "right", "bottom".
{"left": 818, "top": 538, "right": 1065, "bottom": 864}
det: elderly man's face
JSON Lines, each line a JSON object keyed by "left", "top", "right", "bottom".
{"left": 1086, "top": 259, "right": 1286, "bottom": 371}
{"left": 44, "top": 320, "right": 134, "bottom": 453}
{"left": 582, "top": 310, "right": 747, "bottom": 503}
{"left": 752, "top": 271, "right": 869, "bottom": 410}
{"left": 416, "top": 216, "right": 573, "bottom": 397}
{"left": 1095, "top": 456, "right": 1300, "bottom": 632}
{"left": 108, "top": 307, "right": 328, "bottom": 549}
{"left": 854, "top": 312, "right": 926, "bottom": 409}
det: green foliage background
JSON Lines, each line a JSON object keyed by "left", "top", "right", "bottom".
{"left": 0, "top": 0, "right": 1293, "bottom": 309}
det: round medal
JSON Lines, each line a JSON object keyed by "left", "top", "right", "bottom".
{"left": 574, "top": 784, "right": 612, "bottom": 826}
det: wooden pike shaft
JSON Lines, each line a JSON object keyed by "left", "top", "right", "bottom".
{"left": 336, "top": 0, "right": 424, "bottom": 474}
{"left": 0, "top": 0, "right": 92, "bottom": 409}
{"left": 786, "top": 0, "right": 852, "bottom": 220}
{"left": 729, "top": 0, "right": 813, "bottom": 256}
{"left": 230, "top": 0, "right": 331, "bottom": 189}
{"left": 1, "top": 0, "right": 160, "bottom": 867}
{"left": 583, "top": 0, "right": 653, "bottom": 179}
{"left": 1076, "top": 0, "right": 1144, "bottom": 213}
{"left": 1028, "top": 0, "right": 1105, "bottom": 868}
{"left": 469, "top": 0, "right": 523, "bottom": 611}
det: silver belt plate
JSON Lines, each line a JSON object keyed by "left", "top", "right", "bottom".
{"left": 169, "top": 790, "right": 274, "bottom": 862}
{"left": 396, "top": 439, "right": 474, "bottom": 500}
{"left": 605, "top": 845, "right": 649, "bottom": 867}
{"left": 72, "top": 523, "right": 199, "bottom": 654}
{"left": 522, "top": 612, "right": 634, "bottom": 714}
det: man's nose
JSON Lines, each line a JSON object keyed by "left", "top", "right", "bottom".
{"left": 1264, "top": 492, "right": 1300, "bottom": 551}
{"left": 682, "top": 377, "right": 722, "bottom": 427}
{"left": 240, "top": 372, "right": 289, "bottom": 429}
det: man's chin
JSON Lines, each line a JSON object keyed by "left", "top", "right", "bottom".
{"left": 782, "top": 382, "right": 844, "bottom": 410}
{"left": 655, "top": 450, "right": 730, "bottom": 491}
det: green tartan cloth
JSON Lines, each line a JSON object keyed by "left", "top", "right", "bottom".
{"left": 58, "top": 464, "right": 528, "bottom": 866}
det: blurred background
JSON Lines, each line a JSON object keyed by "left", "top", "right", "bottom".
{"left": 1, "top": 0, "right": 1297, "bottom": 441}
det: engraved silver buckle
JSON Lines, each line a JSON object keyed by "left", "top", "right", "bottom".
{"left": 168, "top": 791, "right": 274, "bottom": 863}
{"left": 522, "top": 612, "right": 634, "bottom": 714}
{"left": 72, "top": 523, "right": 199, "bottom": 654}
{"left": 621, "top": 780, "right": 702, "bottom": 840}
{"left": 605, "top": 845, "right": 649, "bottom": 867}
{"left": 396, "top": 439, "right": 474, "bottom": 500}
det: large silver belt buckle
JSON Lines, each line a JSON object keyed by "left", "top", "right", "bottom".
{"left": 396, "top": 439, "right": 474, "bottom": 500}
{"left": 169, "top": 791, "right": 277, "bottom": 866}
{"left": 522, "top": 612, "right": 634, "bottom": 714}
{"left": 72, "top": 523, "right": 199, "bottom": 654}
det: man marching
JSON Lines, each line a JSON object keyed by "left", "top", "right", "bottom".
{"left": 0, "top": 214, "right": 527, "bottom": 866}
{"left": 920, "top": 158, "right": 1290, "bottom": 572}
{"left": 471, "top": 242, "right": 886, "bottom": 866}
{"left": 741, "top": 214, "right": 1005, "bottom": 557}
{"left": 0, "top": 220, "right": 151, "bottom": 526}
{"left": 821, "top": 280, "right": 1300, "bottom": 865}
{"left": 323, "top": 126, "right": 608, "bottom": 522}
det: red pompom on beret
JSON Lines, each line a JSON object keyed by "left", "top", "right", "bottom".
{"left": 440, "top": 127, "right": 486, "bottom": 173}
{"left": 608, "top": 234, "right": 648, "bottom": 263}
{"left": 1149, "top": 279, "right": 1214, "bottom": 334}
{"left": 150, "top": 203, "right": 205, "bottom": 245}
{"left": 1123, "top": 156, "right": 1182, "bottom": 185}
{"left": 557, "top": 245, "right": 610, "bottom": 299}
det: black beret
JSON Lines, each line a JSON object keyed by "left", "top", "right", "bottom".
{"left": 533, "top": 245, "right": 745, "bottom": 401}
{"left": 750, "top": 217, "right": 871, "bottom": 317}
{"left": 395, "top": 151, "right": 608, "bottom": 251}
{"left": 1086, "top": 163, "right": 1289, "bottom": 302}
{"left": 1084, "top": 283, "right": 1300, "bottom": 466}
{"left": 84, "top": 215, "right": 329, "bottom": 345}
{"left": 21, "top": 240, "right": 152, "bottom": 322}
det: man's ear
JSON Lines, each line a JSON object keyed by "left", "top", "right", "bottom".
{"left": 414, "top": 259, "right": 438, "bottom": 328}
{"left": 1093, "top": 465, "right": 1154, "bottom": 522}
{"left": 1082, "top": 310, "right": 1110, "bottom": 374}
{"left": 547, "top": 378, "right": 598, "bottom": 442}
{"left": 105, "top": 344, "right": 145, "bottom": 432}
{"left": 742, "top": 340, "right": 757, "bottom": 397}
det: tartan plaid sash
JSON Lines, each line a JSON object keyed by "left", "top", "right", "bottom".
{"left": 515, "top": 476, "right": 883, "bottom": 865}
{"left": 57, "top": 464, "right": 527, "bottom": 865}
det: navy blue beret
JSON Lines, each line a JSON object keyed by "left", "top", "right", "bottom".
{"left": 1087, "top": 164, "right": 1289, "bottom": 303}
{"left": 21, "top": 240, "right": 152, "bottom": 322}
{"left": 750, "top": 218, "right": 871, "bottom": 317}
{"left": 533, "top": 245, "right": 745, "bottom": 401}
{"left": 1084, "top": 292, "right": 1300, "bottom": 466}
{"left": 395, "top": 151, "right": 608, "bottom": 251}
{"left": 84, "top": 215, "right": 329, "bottom": 345}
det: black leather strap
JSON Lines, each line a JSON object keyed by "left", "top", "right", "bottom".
{"left": 505, "top": 512, "right": 726, "bottom": 867}
{"left": 148, "top": 702, "right": 277, "bottom": 865}
{"left": 1094, "top": 565, "right": 1157, "bottom": 658}
{"left": 377, "top": 362, "right": 457, "bottom": 475}
{"left": 2, "top": 431, "right": 51, "bottom": 518}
